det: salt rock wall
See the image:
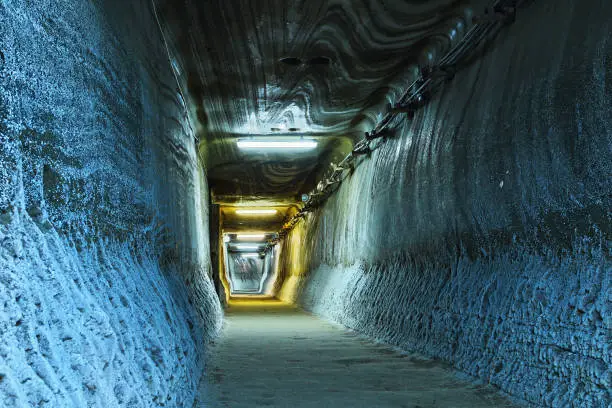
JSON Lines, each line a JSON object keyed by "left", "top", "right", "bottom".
{"left": 0, "top": 1, "right": 221, "bottom": 407}
{"left": 280, "top": 1, "right": 611, "bottom": 407}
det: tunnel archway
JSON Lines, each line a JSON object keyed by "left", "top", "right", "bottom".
{"left": 1, "top": 0, "right": 609, "bottom": 407}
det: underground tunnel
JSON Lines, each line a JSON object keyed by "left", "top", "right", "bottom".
{"left": 0, "top": 0, "right": 610, "bottom": 407}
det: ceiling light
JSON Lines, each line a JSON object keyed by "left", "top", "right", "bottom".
{"left": 237, "top": 139, "right": 317, "bottom": 150}
{"left": 240, "top": 253, "right": 261, "bottom": 258}
{"left": 235, "top": 209, "right": 278, "bottom": 215}
{"left": 237, "top": 234, "right": 267, "bottom": 240}
{"left": 233, "top": 244, "right": 263, "bottom": 250}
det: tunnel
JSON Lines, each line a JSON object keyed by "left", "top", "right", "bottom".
{"left": 0, "top": 0, "right": 610, "bottom": 407}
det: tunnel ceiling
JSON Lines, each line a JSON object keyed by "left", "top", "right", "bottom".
{"left": 157, "top": 0, "right": 467, "bottom": 203}
{"left": 220, "top": 205, "right": 298, "bottom": 233}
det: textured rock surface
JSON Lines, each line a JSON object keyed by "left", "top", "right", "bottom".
{"left": 279, "top": 1, "right": 611, "bottom": 406}
{"left": 156, "top": 0, "right": 477, "bottom": 200}
{"left": 199, "top": 299, "right": 518, "bottom": 408}
{"left": 0, "top": 0, "right": 221, "bottom": 406}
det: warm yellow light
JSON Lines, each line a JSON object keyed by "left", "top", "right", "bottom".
{"left": 236, "top": 233, "right": 267, "bottom": 240}
{"left": 235, "top": 209, "right": 277, "bottom": 215}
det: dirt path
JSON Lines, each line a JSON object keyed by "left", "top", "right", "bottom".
{"left": 196, "top": 299, "right": 518, "bottom": 408}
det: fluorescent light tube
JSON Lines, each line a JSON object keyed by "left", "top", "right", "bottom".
{"left": 235, "top": 209, "right": 277, "bottom": 215}
{"left": 240, "top": 253, "right": 260, "bottom": 258}
{"left": 233, "top": 244, "right": 263, "bottom": 250}
{"left": 237, "top": 234, "right": 267, "bottom": 240}
{"left": 237, "top": 139, "right": 317, "bottom": 149}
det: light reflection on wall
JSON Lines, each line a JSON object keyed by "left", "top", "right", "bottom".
{"left": 277, "top": 219, "right": 310, "bottom": 303}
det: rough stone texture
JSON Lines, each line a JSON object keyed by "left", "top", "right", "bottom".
{"left": 156, "top": 0, "right": 478, "bottom": 201}
{"left": 279, "top": 1, "right": 611, "bottom": 407}
{"left": 199, "top": 299, "right": 519, "bottom": 408}
{"left": 0, "top": 0, "right": 221, "bottom": 406}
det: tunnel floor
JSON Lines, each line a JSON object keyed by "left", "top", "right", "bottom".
{"left": 196, "top": 299, "right": 518, "bottom": 407}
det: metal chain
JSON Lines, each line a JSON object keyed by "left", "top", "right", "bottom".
{"left": 265, "top": 0, "right": 522, "bottom": 250}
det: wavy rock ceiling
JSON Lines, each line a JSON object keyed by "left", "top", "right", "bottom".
{"left": 157, "top": 0, "right": 469, "bottom": 203}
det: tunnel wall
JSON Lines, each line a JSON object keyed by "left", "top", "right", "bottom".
{"left": 0, "top": 1, "right": 221, "bottom": 407}
{"left": 280, "top": 2, "right": 610, "bottom": 407}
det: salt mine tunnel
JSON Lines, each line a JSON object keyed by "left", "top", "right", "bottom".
{"left": 0, "top": 0, "right": 610, "bottom": 406}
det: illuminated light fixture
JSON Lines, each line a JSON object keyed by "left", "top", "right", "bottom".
{"left": 223, "top": 235, "right": 231, "bottom": 243}
{"left": 233, "top": 244, "right": 263, "bottom": 250}
{"left": 236, "top": 139, "right": 317, "bottom": 150}
{"left": 237, "top": 233, "right": 267, "bottom": 240}
{"left": 241, "top": 253, "right": 261, "bottom": 258}
{"left": 235, "top": 209, "right": 277, "bottom": 215}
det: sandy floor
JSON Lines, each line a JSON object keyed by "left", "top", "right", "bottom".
{"left": 196, "top": 299, "right": 518, "bottom": 408}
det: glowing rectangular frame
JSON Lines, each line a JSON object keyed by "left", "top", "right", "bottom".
{"left": 237, "top": 139, "right": 317, "bottom": 149}
{"left": 235, "top": 209, "right": 277, "bottom": 215}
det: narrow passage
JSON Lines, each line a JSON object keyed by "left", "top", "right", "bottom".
{"left": 197, "top": 299, "right": 517, "bottom": 408}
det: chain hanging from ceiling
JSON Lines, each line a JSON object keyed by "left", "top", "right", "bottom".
{"left": 265, "top": 0, "right": 524, "bottom": 251}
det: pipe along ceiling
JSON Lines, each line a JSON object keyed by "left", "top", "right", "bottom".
{"left": 154, "top": 0, "right": 525, "bottom": 256}
{"left": 154, "top": 0, "right": 489, "bottom": 271}
{"left": 155, "top": 0, "right": 473, "bottom": 202}
{"left": 1, "top": 0, "right": 609, "bottom": 406}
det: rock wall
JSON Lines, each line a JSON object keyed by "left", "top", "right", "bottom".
{"left": 279, "top": 1, "right": 611, "bottom": 406}
{"left": 0, "top": 1, "right": 221, "bottom": 406}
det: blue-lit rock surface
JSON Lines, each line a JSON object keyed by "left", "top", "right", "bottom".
{"left": 279, "top": 1, "right": 611, "bottom": 406}
{"left": 0, "top": 1, "right": 222, "bottom": 406}
{"left": 1, "top": 0, "right": 610, "bottom": 406}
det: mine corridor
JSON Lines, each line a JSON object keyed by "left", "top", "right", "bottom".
{"left": 0, "top": 0, "right": 609, "bottom": 407}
